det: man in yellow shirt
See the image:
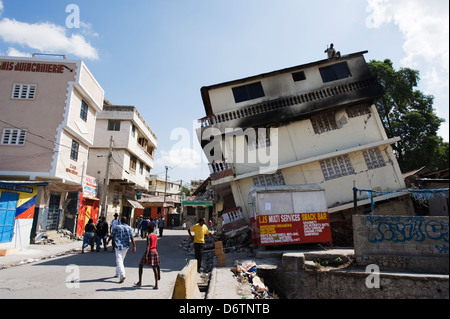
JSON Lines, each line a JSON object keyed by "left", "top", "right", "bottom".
{"left": 188, "top": 217, "right": 217, "bottom": 272}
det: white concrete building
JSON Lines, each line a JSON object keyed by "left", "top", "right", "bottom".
{"left": 197, "top": 51, "right": 409, "bottom": 237}
{"left": 87, "top": 104, "right": 157, "bottom": 222}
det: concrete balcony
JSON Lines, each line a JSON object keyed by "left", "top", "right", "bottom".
{"left": 198, "top": 77, "right": 383, "bottom": 135}
{"left": 209, "top": 160, "right": 234, "bottom": 181}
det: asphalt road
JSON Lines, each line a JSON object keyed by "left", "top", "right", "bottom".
{"left": 0, "top": 229, "right": 189, "bottom": 299}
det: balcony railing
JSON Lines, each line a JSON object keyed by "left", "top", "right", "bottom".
{"left": 199, "top": 78, "right": 380, "bottom": 128}
{"left": 209, "top": 160, "right": 233, "bottom": 180}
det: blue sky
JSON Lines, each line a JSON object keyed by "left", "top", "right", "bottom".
{"left": 0, "top": 0, "right": 448, "bottom": 184}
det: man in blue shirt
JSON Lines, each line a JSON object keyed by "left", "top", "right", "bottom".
{"left": 107, "top": 216, "right": 136, "bottom": 283}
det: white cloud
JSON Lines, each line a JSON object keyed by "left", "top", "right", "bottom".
{"left": 366, "top": 0, "right": 449, "bottom": 142}
{"left": 154, "top": 147, "right": 204, "bottom": 170}
{"left": 366, "top": 0, "right": 449, "bottom": 77}
{"left": 6, "top": 47, "right": 31, "bottom": 57}
{"left": 0, "top": 18, "right": 99, "bottom": 60}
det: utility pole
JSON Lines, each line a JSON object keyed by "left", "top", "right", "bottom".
{"left": 163, "top": 166, "right": 168, "bottom": 218}
{"left": 100, "top": 136, "right": 114, "bottom": 218}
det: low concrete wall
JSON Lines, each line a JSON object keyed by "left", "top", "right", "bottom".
{"left": 258, "top": 253, "right": 449, "bottom": 299}
{"left": 353, "top": 215, "right": 449, "bottom": 273}
{"left": 172, "top": 259, "right": 202, "bottom": 299}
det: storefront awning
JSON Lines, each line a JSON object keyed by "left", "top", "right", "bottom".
{"left": 125, "top": 198, "right": 144, "bottom": 209}
{"left": 182, "top": 200, "right": 213, "bottom": 207}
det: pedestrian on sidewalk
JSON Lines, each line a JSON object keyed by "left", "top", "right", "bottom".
{"left": 81, "top": 219, "right": 96, "bottom": 253}
{"left": 134, "top": 223, "right": 160, "bottom": 289}
{"left": 188, "top": 217, "right": 217, "bottom": 272}
{"left": 95, "top": 216, "right": 109, "bottom": 252}
{"left": 106, "top": 216, "right": 136, "bottom": 283}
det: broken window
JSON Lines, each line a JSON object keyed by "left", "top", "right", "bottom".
{"left": 319, "top": 62, "right": 351, "bottom": 83}
{"left": 320, "top": 155, "right": 355, "bottom": 181}
{"left": 347, "top": 104, "right": 371, "bottom": 118}
{"left": 253, "top": 171, "right": 285, "bottom": 187}
{"left": 292, "top": 71, "right": 306, "bottom": 82}
{"left": 310, "top": 112, "right": 338, "bottom": 134}
{"left": 363, "top": 147, "right": 386, "bottom": 170}
{"left": 232, "top": 82, "right": 265, "bottom": 103}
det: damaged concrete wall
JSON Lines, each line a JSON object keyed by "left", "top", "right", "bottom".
{"left": 353, "top": 215, "right": 449, "bottom": 274}
{"left": 259, "top": 252, "right": 449, "bottom": 299}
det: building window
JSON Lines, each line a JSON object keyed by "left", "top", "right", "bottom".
{"left": 232, "top": 82, "right": 265, "bottom": 103}
{"left": 1, "top": 128, "right": 27, "bottom": 146}
{"left": 80, "top": 100, "right": 88, "bottom": 122}
{"left": 70, "top": 140, "right": 80, "bottom": 161}
{"left": 131, "top": 125, "right": 136, "bottom": 137}
{"left": 319, "top": 62, "right": 351, "bottom": 83}
{"left": 129, "top": 155, "right": 137, "bottom": 171}
{"left": 108, "top": 120, "right": 121, "bottom": 131}
{"left": 12, "top": 84, "right": 36, "bottom": 99}
{"left": 311, "top": 112, "right": 338, "bottom": 134}
{"left": 320, "top": 155, "right": 355, "bottom": 181}
{"left": 363, "top": 147, "right": 386, "bottom": 170}
{"left": 347, "top": 104, "right": 371, "bottom": 118}
{"left": 253, "top": 171, "right": 285, "bottom": 187}
{"left": 292, "top": 71, "right": 306, "bottom": 82}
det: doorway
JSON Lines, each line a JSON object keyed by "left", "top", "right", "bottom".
{"left": 0, "top": 192, "right": 19, "bottom": 243}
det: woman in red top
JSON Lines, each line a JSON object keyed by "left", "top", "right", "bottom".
{"left": 134, "top": 223, "right": 160, "bottom": 289}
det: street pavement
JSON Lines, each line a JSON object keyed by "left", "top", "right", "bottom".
{"left": 0, "top": 229, "right": 189, "bottom": 299}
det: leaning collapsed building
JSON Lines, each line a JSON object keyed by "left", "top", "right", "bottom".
{"left": 197, "top": 50, "right": 411, "bottom": 245}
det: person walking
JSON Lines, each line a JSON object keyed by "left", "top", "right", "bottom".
{"left": 81, "top": 219, "right": 96, "bottom": 253}
{"left": 110, "top": 213, "right": 120, "bottom": 251}
{"left": 95, "top": 216, "right": 109, "bottom": 252}
{"left": 188, "top": 217, "right": 217, "bottom": 272}
{"left": 158, "top": 217, "right": 165, "bottom": 237}
{"left": 106, "top": 216, "right": 136, "bottom": 283}
{"left": 134, "top": 223, "right": 160, "bottom": 289}
{"left": 139, "top": 217, "right": 149, "bottom": 239}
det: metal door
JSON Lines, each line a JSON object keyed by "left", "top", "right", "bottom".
{"left": 46, "top": 194, "right": 61, "bottom": 231}
{"left": 0, "top": 192, "right": 19, "bottom": 243}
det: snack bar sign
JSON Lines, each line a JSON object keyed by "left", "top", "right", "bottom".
{"left": 256, "top": 212, "right": 332, "bottom": 245}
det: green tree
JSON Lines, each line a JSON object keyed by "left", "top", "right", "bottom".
{"left": 368, "top": 59, "right": 448, "bottom": 172}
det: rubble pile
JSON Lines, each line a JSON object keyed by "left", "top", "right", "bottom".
{"left": 231, "top": 260, "right": 277, "bottom": 299}
{"left": 35, "top": 229, "right": 79, "bottom": 245}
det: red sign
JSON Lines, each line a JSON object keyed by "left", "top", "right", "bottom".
{"left": 251, "top": 212, "right": 332, "bottom": 246}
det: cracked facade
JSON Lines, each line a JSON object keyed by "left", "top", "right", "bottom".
{"left": 196, "top": 51, "right": 409, "bottom": 236}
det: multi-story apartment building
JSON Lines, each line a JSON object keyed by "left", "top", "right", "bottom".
{"left": 197, "top": 51, "right": 409, "bottom": 240}
{"left": 0, "top": 55, "right": 104, "bottom": 246}
{"left": 148, "top": 174, "right": 182, "bottom": 200}
{"left": 87, "top": 104, "right": 157, "bottom": 224}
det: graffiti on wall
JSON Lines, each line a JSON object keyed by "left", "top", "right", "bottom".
{"left": 364, "top": 216, "right": 449, "bottom": 248}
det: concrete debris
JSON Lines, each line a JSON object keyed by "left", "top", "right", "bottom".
{"left": 231, "top": 260, "right": 277, "bottom": 299}
{"left": 35, "top": 229, "right": 80, "bottom": 245}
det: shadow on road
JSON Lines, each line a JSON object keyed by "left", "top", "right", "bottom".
{"left": 32, "top": 231, "right": 189, "bottom": 274}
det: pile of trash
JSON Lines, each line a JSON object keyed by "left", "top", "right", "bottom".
{"left": 231, "top": 260, "right": 277, "bottom": 299}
